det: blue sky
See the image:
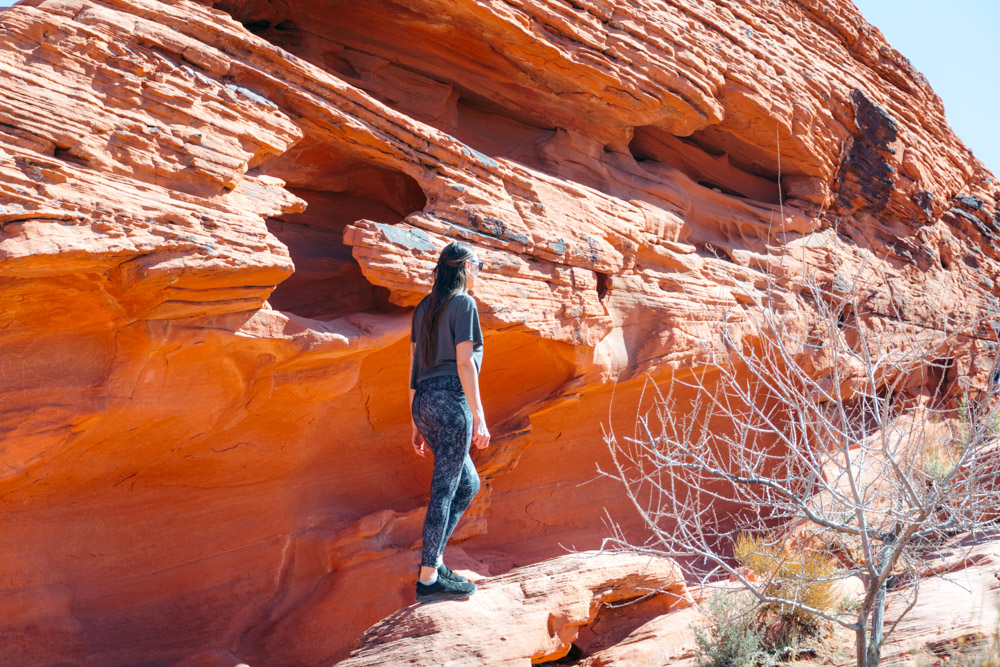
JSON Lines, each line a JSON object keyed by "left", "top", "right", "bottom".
{"left": 0, "top": 0, "right": 996, "bottom": 173}
{"left": 852, "top": 0, "right": 999, "bottom": 173}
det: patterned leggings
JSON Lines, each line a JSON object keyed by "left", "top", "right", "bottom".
{"left": 412, "top": 376, "right": 481, "bottom": 568}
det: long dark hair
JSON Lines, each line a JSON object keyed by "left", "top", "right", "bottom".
{"left": 422, "top": 241, "right": 475, "bottom": 361}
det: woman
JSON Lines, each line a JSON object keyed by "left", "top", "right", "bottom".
{"left": 409, "top": 241, "right": 491, "bottom": 602}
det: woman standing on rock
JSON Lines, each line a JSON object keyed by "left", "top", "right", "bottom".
{"left": 409, "top": 241, "right": 491, "bottom": 602}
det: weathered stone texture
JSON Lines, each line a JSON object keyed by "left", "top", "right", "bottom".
{"left": 0, "top": 0, "right": 997, "bottom": 664}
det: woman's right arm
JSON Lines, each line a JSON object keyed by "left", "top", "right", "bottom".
{"left": 456, "top": 340, "right": 490, "bottom": 449}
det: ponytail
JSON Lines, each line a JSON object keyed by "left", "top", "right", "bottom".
{"left": 422, "top": 242, "right": 475, "bottom": 361}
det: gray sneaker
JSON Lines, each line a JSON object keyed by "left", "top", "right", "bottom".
{"left": 437, "top": 563, "right": 468, "bottom": 583}
{"left": 416, "top": 576, "right": 477, "bottom": 602}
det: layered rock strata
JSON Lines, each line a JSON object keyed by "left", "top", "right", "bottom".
{"left": 880, "top": 537, "right": 1000, "bottom": 666}
{"left": 0, "top": 0, "right": 997, "bottom": 664}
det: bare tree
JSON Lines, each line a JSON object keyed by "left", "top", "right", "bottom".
{"left": 600, "top": 270, "right": 1000, "bottom": 667}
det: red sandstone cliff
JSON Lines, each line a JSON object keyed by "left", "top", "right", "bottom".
{"left": 0, "top": 0, "right": 997, "bottom": 664}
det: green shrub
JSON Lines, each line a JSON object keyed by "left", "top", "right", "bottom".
{"left": 693, "top": 591, "right": 763, "bottom": 667}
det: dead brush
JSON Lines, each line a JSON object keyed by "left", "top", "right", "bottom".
{"left": 734, "top": 533, "right": 841, "bottom": 652}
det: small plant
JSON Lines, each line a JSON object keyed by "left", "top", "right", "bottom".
{"left": 918, "top": 418, "right": 962, "bottom": 483}
{"left": 734, "top": 534, "right": 839, "bottom": 656}
{"left": 693, "top": 591, "right": 763, "bottom": 667}
{"left": 922, "top": 445, "right": 958, "bottom": 482}
{"left": 957, "top": 391, "right": 975, "bottom": 439}
{"left": 915, "top": 634, "right": 998, "bottom": 667}
{"left": 734, "top": 534, "right": 840, "bottom": 622}
{"left": 840, "top": 595, "right": 863, "bottom": 614}
{"left": 955, "top": 392, "right": 999, "bottom": 441}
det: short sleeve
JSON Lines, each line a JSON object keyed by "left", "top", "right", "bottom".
{"left": 411, "top": 297, "right": 426, "bottom": 343}
{"left": 451, "top": 295, "right": 480, "bottom": 344}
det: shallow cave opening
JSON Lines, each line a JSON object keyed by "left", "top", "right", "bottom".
{"left": 214, "top": 0, "right": 571, "bottom": 177}
{"left": 693, "top": 240, "right": 736, "bottom": 264}
{"left": 629, "top": 125, "right": 781, "bottom": 204}
{"left": 261, "top": 139, "right": 427, "bottom": 321}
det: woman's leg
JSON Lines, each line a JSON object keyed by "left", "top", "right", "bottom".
{"left": 437, "top": 453, "right": 480, "bottom": 560}
{"left": 412, "top": 378, "right": 476, "bottom": 568}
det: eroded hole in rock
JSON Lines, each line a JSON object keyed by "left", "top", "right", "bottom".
{"left": 535, "top": 643, "right": 584, "bottom": 665}
{"left": 630, "top": 125, "right": 781, "bottom": 204}
{"left": 570, "top": 592, "right": 687, "bottom": 663}
{"left": 837, "top": 304, "right": 853, "bottom": 329}
{"left": 693, "top": 241, "right": 735, "bottom": 263}
{"left": 261, "top": 142, "right": 427, "bottom": 320}
{"left": 595, "top": 271, "right": 611, "bottom": 302}
{"left": 930, "top": 357, "right": 954, "bottom": 399}
{"left": 242, "top": 19, "right": 270, "bottom": 32}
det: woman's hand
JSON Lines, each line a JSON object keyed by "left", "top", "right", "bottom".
{"left": 471, "top": 413, "right": 491, "bottom": 449}
{"left": 411, "top": 422, "right": 426, "bottom": 457}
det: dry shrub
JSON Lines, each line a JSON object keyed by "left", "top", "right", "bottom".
{"left": 735, "top": 534, "right": 840, "bottom": 620}
{"left": 735, "top": 534, "right": 840, "bottom": 650}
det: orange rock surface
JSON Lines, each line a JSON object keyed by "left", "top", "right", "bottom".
{"left": 0, "top": 0, "right": 997, "bottom": 664}
{"left": 342, "top": 552, "right": 690, "bottom": 666}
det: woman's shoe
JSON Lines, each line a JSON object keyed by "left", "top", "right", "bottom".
{"left": 416, "top": 576, "right": 477, "bottom": 602}
{"left": 437, "top": 563, "right": 468, "bottom": 583}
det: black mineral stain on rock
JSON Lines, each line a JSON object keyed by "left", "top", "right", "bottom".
{"left": 506, "top": 230, "right": 529, "bottom": 244}
{"left": 854, "top": 88, "right": 898, "bottom": 144}
{"left": 914, "top": 190, "right": 936, "bottom": 221}
{"left": 833, "top": 88, "right": 899, "bottom": 216}
{"left": 953, "top": 193, "right": 983, "bottom": 211}
{"left": 943, "top": 192, "right": 1000, "bottom": 246}
{"left": 948, "top": 207, "right": 996, "bottom": 249}
{"left": 481, "top": 215, "right": 507, "bottom": 238}
{"left": 464, "top": 209, "right": 528, "bottom": 244}
{"left": 949, "top": 207, "right": 982, "bottom": 226}
{"left": 890, "top": 237, "right": 914, "bottom": 262}
{"left": 580, "top": 235, "right": 601, "bottom": 263}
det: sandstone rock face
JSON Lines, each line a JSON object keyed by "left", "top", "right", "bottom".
{"left": 341, "top": 552, "right": 690, "bottom": 666}
{"left": 0, "top": 0, "right": 997, "bottom": 665}
{"left": 170, "top": 650, "right": 250, "bottom": 667}
{"left": 880, "top": 537, "right": 1000, "bottom": 666}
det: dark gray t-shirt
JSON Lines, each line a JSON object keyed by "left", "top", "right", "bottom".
{"left": 410, "top": 293, "right": 484, "bottom": 389}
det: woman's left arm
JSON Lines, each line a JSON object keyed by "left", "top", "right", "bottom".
{"left": 409, "top": 342, "right": 426, "bottom": 457}
{"left": 456, "top": 340, "right": 490, "bottom": 449}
